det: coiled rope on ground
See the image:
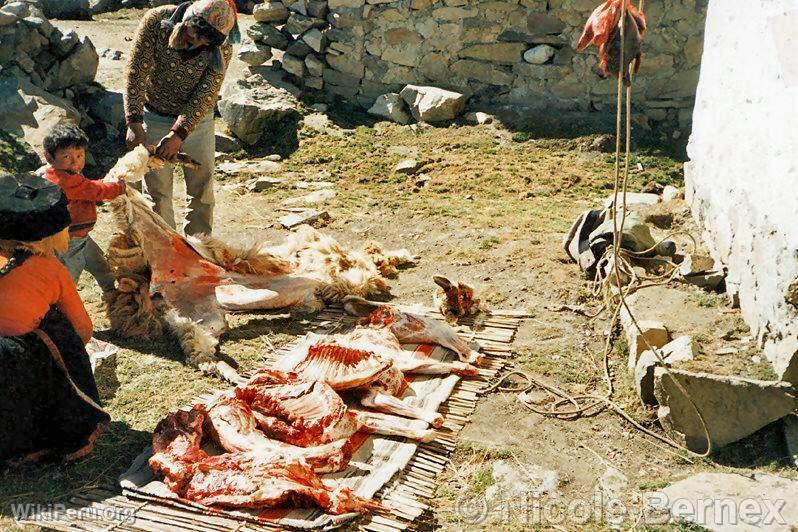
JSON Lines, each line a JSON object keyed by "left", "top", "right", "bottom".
{"left": 483, "top": 0, "right": 713, "bottom": 460}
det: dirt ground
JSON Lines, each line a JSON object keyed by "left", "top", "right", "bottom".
{"left": 1, "top": 11, "right": 795, "bottom": 532}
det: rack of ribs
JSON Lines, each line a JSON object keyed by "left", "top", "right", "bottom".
{"left": 343, "top": 296, "right": 484, "bottom": 365}
{"left": 275, "top": 333, "right": 446, "bottom": 427}
{"left": 204, "top": 393, "right": 353, "bottom": 473}
{"left": 236, "top": 369, "right": 436, "bottom": 443}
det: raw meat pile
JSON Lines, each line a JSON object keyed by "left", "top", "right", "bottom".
{"left": 149, "top": 302, "right": 484, "bottom": 515}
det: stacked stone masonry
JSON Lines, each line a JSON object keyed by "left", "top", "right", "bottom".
{"left": 249, "top": 0, "right": 707, "bottom": 130}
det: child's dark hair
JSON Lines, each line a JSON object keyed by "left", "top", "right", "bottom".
{"left": 185, "top": 15, "right": 226, "bottom": 48}
{"left": 43, "top": 123, "right": 89, "bottom": 156}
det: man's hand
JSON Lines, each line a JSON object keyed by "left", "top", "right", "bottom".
{"left": 155, "top": 132, "right": 182, "bottom": 162}
{"left": 126, "top": 123, "right": 147, "bottom": 149}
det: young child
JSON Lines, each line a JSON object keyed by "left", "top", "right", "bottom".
{"left": 0, "top": 172, "right": 109, "bottom": 464}
{"left": 42, "top": 123, "right": 126, "bottom": 294}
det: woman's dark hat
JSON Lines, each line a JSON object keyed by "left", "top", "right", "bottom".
{"left": 0, "top": 173, "right": 70, "bottom": 242}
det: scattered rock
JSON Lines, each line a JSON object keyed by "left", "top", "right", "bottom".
{"left": 635, "top": 336, "right": 697, "bottom": 405}
{"left": 237, "top": 42, "right": 272, "bottom": 66}
{"left": 0, "top": 73, "right": 37, "bottom": 136}
{"left": 523, "top": 44, "right": 555, "bottom": 64}
{"left": 464, "top": 111, "right": 493, "bottom": 125}
{"left": 39, "top": 0, "right": 91, "bottom": 20}
{"left": 253, "top": 1, "right": 290, "bottom": 23}
{"left": 295, "top": 181, "right": 334, "bottom": 189}
{"left": 654, "top": 367, "right": 797, "bottom": 452}
{"left": 785, "top": 414, "right": 798, "bottom": 467}
{"left": 265, "top": 154, "right": 282, "bottom": 162}
{"left": 603, "top": 192, "right": 661, "bottom": 209}
{"left": 247, "top": 177, "right": 283, "bottom": 192}
{"left": 1, "top": 2, "right": 29, "bottom": 19}
{"left": 646, "top": 472, "right": 798, "bottom": 531}
{"left": 393, "top": 158, "right": 423, "bottom": 175}
{"left": 399, "top": 85, "right": 467, "bottom": 123}
{"left": 368, "top": 93, "right": 412, "bottom": 125}
{"left": 661, "top": 335, "right": 698, "bottom": 364}
{"left": 87, "top": 89, "right": 124, "bottom": 130}
{"left": 662, "top": 185, "right": 683, "bottom": 201}
{"left": 279, "top": 209, "right": 330, "bottom": 229}
{"left": 215, "top": 132, "right": 241, "bottom": 153}
{"left": 682, "top": 270, "right": 725, "bottom": 291}
{"left": 626, "top": 320, "right": 669, "bottom": 370}
{"left": 678, "top": 254, "right": 715, "bottom": 276}
{"left": 484, "top": 460, "right": 559, "bottom": 502}
{"left": 714, "top": 347, "right": 738, "bottom": 356}
{"left": 309, "top": 103, "right": 328, "bottom": 113}
{"left": 282, "top": 188, "right": 336, "bottom": 205}
{"left": 218, "top": 74, "right": 299, "bottom": 145}
{"left": 217, "top": 159, "right": 283, "bottom": 175}
{"left": 635, "top": 350, "right": 661, "bottom": 405}
{"left": 302, "top": 113, "right": 337, "bottom": 135}
{"left": 642, "top": 181, "right": 665, "bottom": 194}
{"left": 100, "top": 48, "right": 122, "bottom": 60}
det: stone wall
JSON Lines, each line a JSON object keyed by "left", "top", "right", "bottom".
{"left": 685, "top": 0, "right": 798, "bottom": 384}
{"left": 248, "top": 0, "right": 707, "bottom": 130}
{"left": 0, "top": 0, "right": 125, "bottom": 173}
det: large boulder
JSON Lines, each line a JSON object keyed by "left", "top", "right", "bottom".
{"left": 0, "top": 73, "right": 37, "bottom": 136}
{"left": 217, "top": 75, "right": 299, "bottom": 145}
{"left": 645, "top": 472, "right": 798, "bottom": 531}
{"left": 399, "top": 85, "right": 467, "bottom": 123}
{"left": 39, "top": 0, "right": 91, "bottom": 20}
{"left": 654, "top": 367, "right": 797, "bottom": 453}
{"left": 87, "top": 89, "right": 124, "bottom": 130}
{"left": 237, "top": 42, "right": 272, "bottom": 66}
{"left": 43, "top": 36, "right": 98, "bottom": 90}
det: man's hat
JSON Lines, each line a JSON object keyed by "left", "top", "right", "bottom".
{"left": 0, "top": 173, "right": 70, "bottom": 242}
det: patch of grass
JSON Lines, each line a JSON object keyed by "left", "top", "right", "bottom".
{"left": 0, "top": 130, "right": 40, "bottom": 174}
{"left": 480, "top": 236, "right": 501, "bottom": 250}
{"left": 614, "top": 336, "right": 630, "bottom": 359}
{"left": 470, "top": 465, "right": 495, "bottom": 494}
{"left": 637, "top": 478, "right": 671, "bottom": 491}
{"left": 691, "top": 291, "right": 725, "bottom": 308}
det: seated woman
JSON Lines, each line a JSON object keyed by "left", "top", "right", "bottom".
{"left": 0, "top": 173, "right": 109, "bottom": 466}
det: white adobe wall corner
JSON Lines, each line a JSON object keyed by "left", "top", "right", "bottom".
{"left": 685, "top": 0, "right": 798, "bottom": 383}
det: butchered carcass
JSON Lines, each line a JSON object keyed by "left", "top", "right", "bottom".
{"left": 236, "top": 369, "right": 436, "bottom": 443}
{"left": 185, "top": 453, "right": 383, "bottom": 515}
{"left": 149, "top": 406, "right": 209, "bottom": 493}
{"left": 343, "top": 296, "right": 484, "bottom": 365}
{"left": 103, "top": 147, "right": 414, "bottom": 381}
{"left": 203, "top": 393, "right": 353, "bottom": 473}
{"left": 275, "top": 333, "right": 446, "bottom": 427}
{"left": 149, "top": 405, "right": 382, "bottom": 515}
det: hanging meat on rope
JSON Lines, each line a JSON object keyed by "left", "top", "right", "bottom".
{"left": 577, "top": 0, "right": 647, "bottom": 86}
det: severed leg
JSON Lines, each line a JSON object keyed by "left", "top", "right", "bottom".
{"left": 353, "top": 410, "right": 436, "bottom": 442}
{"left": 391, "top": 358, "right": 480, "bottom": 377}
{"left": 359, "top": 388, "right": 444, "bottom": 428}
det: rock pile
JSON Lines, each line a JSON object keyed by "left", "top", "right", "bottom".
{"left": 0, "top": 0, "right": 124, "bottom": 171}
